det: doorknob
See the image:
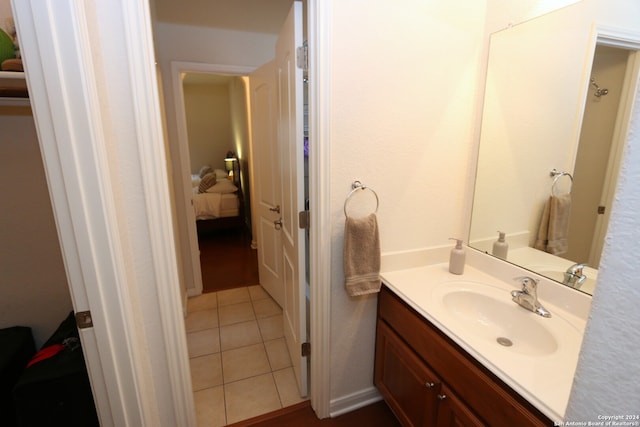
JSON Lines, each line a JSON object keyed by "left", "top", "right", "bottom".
{"left": 270, "top": 205, "right": 281, "bottom": 214}
{"left": 274, "top": 218, "right": 283, "bottom": 230}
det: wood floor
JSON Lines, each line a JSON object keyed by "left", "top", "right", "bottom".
{"left": 199, "top": 228, "right": 260, "bottom": 293}
{"left": 227, "top": 401, "right": 400, "bottom": 427}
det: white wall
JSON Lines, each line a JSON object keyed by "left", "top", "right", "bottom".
{"left": 184, "top": 81, "right": 232, "bottom": 172}
{"left": 326, "top": 0, "right": 485, "bottom": 407}
{"left": 0, "top": 107, "right": 72, "bottom": 347}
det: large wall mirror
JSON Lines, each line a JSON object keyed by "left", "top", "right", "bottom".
{"left": 469, "top": 4, "right": 640, "bottom": 296}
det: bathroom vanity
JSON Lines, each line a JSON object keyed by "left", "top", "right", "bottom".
{"left": 375, "top": 252, "right": 590, "bottom": 426}
{"left": 375, "top": 285, "right": 549, "bottom": 426}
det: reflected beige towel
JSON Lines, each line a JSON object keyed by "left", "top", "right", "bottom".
{"left": 343, "top": 213, "right": 381, "bottom": 296}
{"left": 534, "top": 194, "right": 571, "bottom": 255}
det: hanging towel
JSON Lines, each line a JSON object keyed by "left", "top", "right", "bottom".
{"left": 534, "top": 194, "right": 571, "bottom": 255}
{"left": 343, "top": 213, "right": 381, "bottom": 296}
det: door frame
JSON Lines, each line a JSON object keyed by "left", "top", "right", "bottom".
{"left": 12, "top": 0, "right": 197, "bottom": 425}
{"left": 170, "top": 61, "right": 255, "bottom": 300}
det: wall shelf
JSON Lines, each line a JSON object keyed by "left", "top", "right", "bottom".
{"left": 0, "top": 70, "right": 29, "bottom": 106}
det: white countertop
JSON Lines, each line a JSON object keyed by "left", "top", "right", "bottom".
{"left": 380, "top": 252, "right": 590, "bottom": 423}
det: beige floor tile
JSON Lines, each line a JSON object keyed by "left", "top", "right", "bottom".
{"left": 190, "top": 353, "right": 223, "bottom": 391}
{"left": 264, "top": 338, "right": 291, "bottom": 371}
{"left": 219, "top": 320, "right": 262, "bottom": 351}
{"left": 187, "top": 328, "right": 220, "bottom": 358}
{"left": 217, "top": 287, "right": 250, "bottom": 306}
{"left": 257, "top": 314, "right": 284, "bottom": 341}
{"left": 221, "top": 343, "right": 271, "bottom": 383}
{"left": 248, "top": 285, "right": 270, "bottom": 301}
{"left": 253, "top": 297, "right": 282, "bottom": 318}
{"left": 185, "top": 309, "right": 218, "bottom": 333}
{"left": 194, "top": 386, "right": 226, "bottom": 427}
{"left": 188, "top": 292, "right": 218, "bottom": 313}
{"left": 273, "top": 367, "right": 306, "bottom": 408}
{"left": 224, "top": 373, "right": 282, "bottom": 424}
{"left": 218, "top": 302, "right": 255, "bottom": 326}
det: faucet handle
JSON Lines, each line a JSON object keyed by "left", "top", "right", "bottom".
{"left": 513, "top": 276, "right": 539, "bottom": 293}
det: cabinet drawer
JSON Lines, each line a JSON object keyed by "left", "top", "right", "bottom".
{"left": 378, "top": 286, "right": 550, "bottom": 427}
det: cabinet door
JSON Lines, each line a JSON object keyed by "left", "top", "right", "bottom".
{"left": 375, "top": 320, "right": 440, "bottom": 427}
{"left": 435, "top": 385, "right": 485, "bottom": 427}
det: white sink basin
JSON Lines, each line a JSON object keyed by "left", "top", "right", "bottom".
{"left": 431, "top": 281, "right": 581, "bottom": 358}
{"left": 441, "top": 289, "right": 557, "bottom": 356}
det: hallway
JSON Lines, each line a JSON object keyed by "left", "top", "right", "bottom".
{"left": 186, "top": 285, "right": 306, "bottom": 426}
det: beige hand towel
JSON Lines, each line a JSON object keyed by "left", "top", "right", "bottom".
{"left": 343, "top": 213, "right": 381, "bottom": 296}
{"left": 534, "top": 194, "right": 571, "bottom": 255}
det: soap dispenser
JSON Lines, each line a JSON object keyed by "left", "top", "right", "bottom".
{"left": 492, "top": 231, "right": 509, "bottom": 260}
{"left": 449, "top": 238, "right": 466, "bottom": 275}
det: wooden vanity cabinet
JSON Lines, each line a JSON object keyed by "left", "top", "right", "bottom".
{"left": 374, "top": 285, "right": 551, "bottom": 427}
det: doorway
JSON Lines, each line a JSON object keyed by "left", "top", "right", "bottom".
{"left": 566, "top": 43, "right": 640, "bottom": 266}
{"left": 179, "top": 70, "right": 257, "bottom": 293}
{"left": 167, "top": 3, "right": 310, "bottom": 422}
{"left": 177, "top": 69, "right": 308, "bottom": 425}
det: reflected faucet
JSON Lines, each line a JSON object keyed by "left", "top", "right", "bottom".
{"left": 563, "top": 263, "right": 588, "bottom": 289}
{"left": 511, "top": 277, "right": 551, "bottom": 318}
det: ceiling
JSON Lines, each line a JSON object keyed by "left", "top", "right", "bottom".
{"left": 152, "top": 0, "right": 294, "bottom": 34}
{"left": 182, "top": 73, "right": 233, "bottom": 86}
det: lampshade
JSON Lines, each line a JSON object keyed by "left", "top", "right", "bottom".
{"left": 224, "top": 152, "right": 237, "bottom": 170}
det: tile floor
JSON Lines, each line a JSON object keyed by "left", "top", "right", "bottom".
{"left": 186, "top": 285, "right": 306, "bottom": 426}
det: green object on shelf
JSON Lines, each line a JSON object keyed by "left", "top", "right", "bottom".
{"left": 0, "top": 28, "right": 16, "bottom": 64}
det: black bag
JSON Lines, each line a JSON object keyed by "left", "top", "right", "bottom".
{"left": 12, "top": 312, "right": 99, "bottom": 427}
{"left": 0, "top": 326, "right": 35, "bottom": 426}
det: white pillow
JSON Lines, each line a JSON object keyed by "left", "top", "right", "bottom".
{"left": 205, "top": 180, "right": 238, "bottom": 194}
{"left": 214, "top": 169, "right": 228, "bottom": 180}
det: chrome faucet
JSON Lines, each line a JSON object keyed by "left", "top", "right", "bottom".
{"left": 563, "top": 263, "right": 588, "bottom": 289}
{"left": 511, "top": 277, "right": 551, "bottom": 318}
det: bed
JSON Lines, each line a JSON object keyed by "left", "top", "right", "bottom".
{"left": 191, "top": 168, "right": 244, "bottom": 233}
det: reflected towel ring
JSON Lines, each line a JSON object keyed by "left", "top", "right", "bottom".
{"left": 550, "top": 169, "right": 574, "bottom": 196}
{"left": 344, "top": 181, "right": 379, "bottom": 216}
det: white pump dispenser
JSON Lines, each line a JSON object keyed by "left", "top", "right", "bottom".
{"left": 449, "top": 238, "right": 466, "bottom": 275}
{"left": 492, "top": 231, "right": 509, "bottom": 260}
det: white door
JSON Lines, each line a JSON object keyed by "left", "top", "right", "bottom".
{"left": 249, "top": 60, "right": 284, "bottom": 308}
{"left": 276, "top": 1, "right": 308, "bottom": 397}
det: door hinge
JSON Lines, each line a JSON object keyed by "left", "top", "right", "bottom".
{"left": 598, "top": 205, "right": 606, "bottom": 215}
{"left": 75, "top": 311, "right": 93, "bottom": 329}
{"left": 299, "top": 210, "right": 310, "bottom": 229}
{"left": 302, "top": 342, "right": 311, "bottom": 357}
{"left": 296, "top": 44, "right": 308, "bottom": 71}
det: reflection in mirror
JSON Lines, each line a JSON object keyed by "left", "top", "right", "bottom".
{"left": 469, "top": 9, "right": 640, "bottom": 296}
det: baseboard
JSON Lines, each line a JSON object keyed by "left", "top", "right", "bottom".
{"left": 329, "top": 386, "right": 383, "bottom": 418}
{"left": 186, "top": 287, "right": 202, "bottom": 298}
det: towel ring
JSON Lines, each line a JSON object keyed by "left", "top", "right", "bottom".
{"left": 550, "top": 169, "right": 573, "bottom": 196}
{"left": 344, "top": 181, "right": 379, "bottom": 216}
